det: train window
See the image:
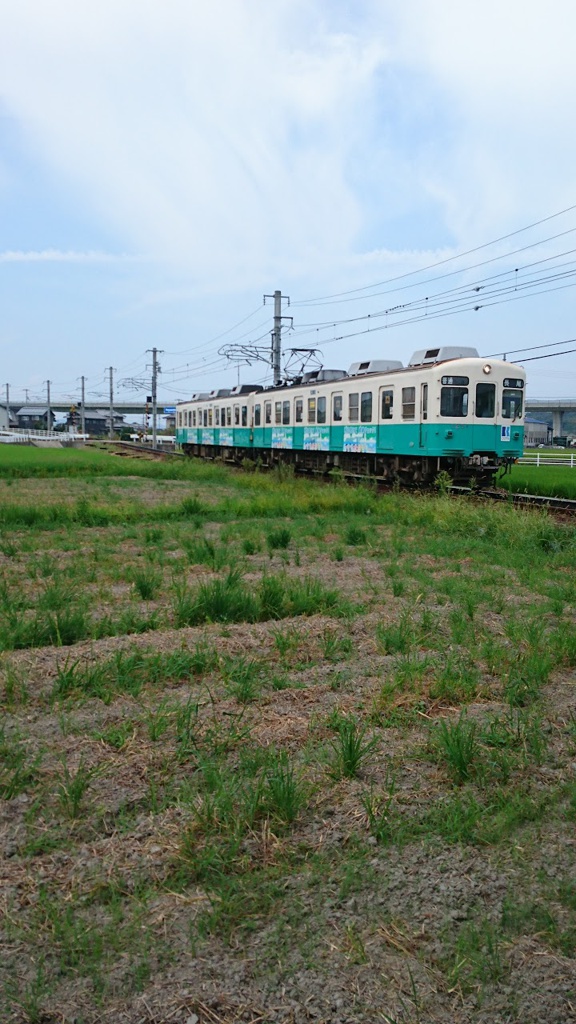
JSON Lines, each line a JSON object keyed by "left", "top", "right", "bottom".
{"left": 381, "top": 390, "right": 393, "bottom": 419}
{"left": 178, "top": 412, "right": 182, "bottom": 427}
{"left": 349, "top": 393, "right": 359, "bottom": 422}
{"left": 254, "top": 404, "right": 261, "bottom": 426}
{"left": 502, "top": 389, "right": 523, "bottom": 420}
{"left": 333, "top": 395, "right": 343, "bottom": 421}
{"left": 209, "top": 409, "right": 213, "bottom": 426}
{"left": 476, "top": 382, "right": 495, "bottom": 418}
{"left": 221, "top": 407, "right": 225, "bottom": 424}
{"left": 308, "top": 398, "right": 316, "bottom": 423}
{"left": 440, "top": 386, "right": 468, "bottom": 417}
{"left": 192, "top": 411, "right": 196, "bottom": 427}
{"left": 402, "top": 387, "right": 416, "bottom": 419}
{"left": 241, "top": 406, "right": 247, "bottom": 426}
{"left": 214, "top": 408, "right": 220, "bottom": 426}
{"left": 275, "top": 402, "right": 282, "bottom": 424}
{"left": 295, "top": 398, "right": 303, "bottom": 423}
{"left": 265, "top": 402, "right": 272, "bottom": 424}
{"left": 360, "top": 392, "right": 372, "bottom": 422}
{"left": 226, "top": 407, "right": 232, "bottom": 426}
{"left": 233, "top": 405, "right": 238, "bottom": 425}
{"left": 283, "top": 401, "right": 290, "bottom": 425}
{"left": 203, "top": 409, "right": 208, "bottom": 426}
{"left": 317, "top": 396, "right": 327, "bottom": 424}
{"left": 421, "top": 384, "right": 428, "bottom": 421}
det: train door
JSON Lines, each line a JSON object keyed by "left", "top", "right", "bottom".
{"left": 378, "top": 386, "right": 394, "bottom": 449}
{"left": 419, "top": 384, "right": 428, "bottom": 448}
{"left": 331, "top": 392, "right": 343, "bottom": 450}
{"left": 473, "top": 381, "right": 497, "bottom": 452}
{"left": 252, "top": 400, "right": 264, "bottom": 450}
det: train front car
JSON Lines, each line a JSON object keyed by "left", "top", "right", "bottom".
{"left": 419, "top": 354, "right": 525, "bottom": 485}
{"left": 175, "top": 347, "right": 525, "bottom": 489}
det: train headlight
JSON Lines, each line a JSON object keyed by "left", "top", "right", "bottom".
{"left": 483, "top": 363, "right": 492, "bottom": 374}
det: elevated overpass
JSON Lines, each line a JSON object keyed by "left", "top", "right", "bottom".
{"left": 524, "top": 399, "right": 576, "bottom": 437}
{"left": 6, "top": 399, "right": 180, "bottom": 416}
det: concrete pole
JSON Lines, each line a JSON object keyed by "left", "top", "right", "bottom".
{"left": 109, "top": 367, "right": 114, "bottom": 440}
{"left": 146, "top": 348, "right": 163, "bottom": 450}
{"left": 46, "top": 380, "right": 51, "bottom": 433}
{"left": 80, "top": 376, "right": 86, "bottom": 436}
{"left": 5, "top": 383, "right": 9, "bottom": 427}
{"left": 272, "top": 289, "right": 282, "bottom": 386}
{"left": 552, "top": 409, "right": 564, "bottom": 438}
{"left": 152, "top": 348, "right": 158, "bottom": 450}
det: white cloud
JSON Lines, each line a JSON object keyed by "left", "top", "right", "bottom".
{"left": 386, "top": 0, "right": 576, "bottom": 239}
{"left": 1, "top": 0, "right": 576, "bottom": 396}
{"left": 0, "top": 0, "right": 388, "bottom": 285}
{"left": 0, "top": 249, "right": 139, "bottom": 263}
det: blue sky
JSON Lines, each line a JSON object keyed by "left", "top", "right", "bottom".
{"left": 1, "top": 0, "right": 575, "bottom": 406}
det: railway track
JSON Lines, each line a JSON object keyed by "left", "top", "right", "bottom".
{"left": 89, "top": 441, "right": 184, "bottom": 460}
{"left": 96, "top": 442, "right": 576, "bottom": 515}
{"left": 454, "top": 487, "right": 576, "bottom": 516}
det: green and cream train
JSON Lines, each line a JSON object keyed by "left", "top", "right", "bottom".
{"left": 175, "top": 346, "right": 525, "bottom": 486}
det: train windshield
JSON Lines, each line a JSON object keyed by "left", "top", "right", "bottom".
{"left": 502, "top": 389, "right": 523, "bottom": 420}
{"left": 440, "top": 386, "right": 468, "bottom": 417}
{"left": 475, "top": 383, "right": 495, "bottom": 418}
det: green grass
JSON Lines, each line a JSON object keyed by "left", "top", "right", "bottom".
{"left": 503, "top": 462, "right": 576, "bottom": 499}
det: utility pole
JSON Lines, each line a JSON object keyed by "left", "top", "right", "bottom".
{"left": 264, "top": 290, "right": 290, "bottom": 386}
{"left": 80, "top": 376, "right": 86, "bottom": 436}
{"left": 147, "top": 348, "right": 163, "bottom": 450}
{"left": 108, "top": 367, "right": 114, "bottom": 440}
{"left": 5, "top": 383, "right": 9, "bottom": 423}
{"left": 46, "top": 380, "right": 51, "bottom": 434}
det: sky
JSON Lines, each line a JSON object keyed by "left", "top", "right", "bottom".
{"left": 1, "top": 0, "right": 576, "bottom": 408}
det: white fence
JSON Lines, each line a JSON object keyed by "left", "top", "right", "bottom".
{"left": 0, "top": 428, "right": 63, "bottom": 443}
{"left": 519, "top": 454, "right": 576, "bottom": 468}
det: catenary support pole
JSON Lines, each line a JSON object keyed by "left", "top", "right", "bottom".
{"left": 264, "top": 290, "right": 290, "bottom": 386}
{"left": 147, "top": 348, "right": 163, "bottom": 450}
{"left": 109, "top": 367, "right": 114, "bottom": 440}
{"left": 46, "top": 380, "right": 51, "bottom": 433}
{"left": 272, "top": 289, "right": 282, "bottom": 386}
{"left": 80, "top": 376, "right": 86, "bottom": 436}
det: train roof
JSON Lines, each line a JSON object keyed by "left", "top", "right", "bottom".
{"left": 177, "top": 351, "right": 525, "bottom": 405}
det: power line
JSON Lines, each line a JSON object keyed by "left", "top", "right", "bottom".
{"left": 292, "top": 201, "right": 576, "bottom": 306}
{"left": 485, "top": 337, "right": 576, "bottom": 358}
{"left": 285, "top": 265, "right": 576, "bottom": 347}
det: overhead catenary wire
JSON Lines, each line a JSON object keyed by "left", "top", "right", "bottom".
{"left": 292, "top": 201, "right": 576, "bottom": 306}
{"left": 284, "top": 267, "right": 576, "bottom": 348}
{"left": 291, "top": 244, "right": 576, "bottom": 332}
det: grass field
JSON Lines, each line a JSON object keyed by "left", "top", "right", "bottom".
{"left": 503, "top": 461, "right": 576, "bottom": 499}
{"left": 1, "top": 448, "right": 576, "bottom": 1023}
